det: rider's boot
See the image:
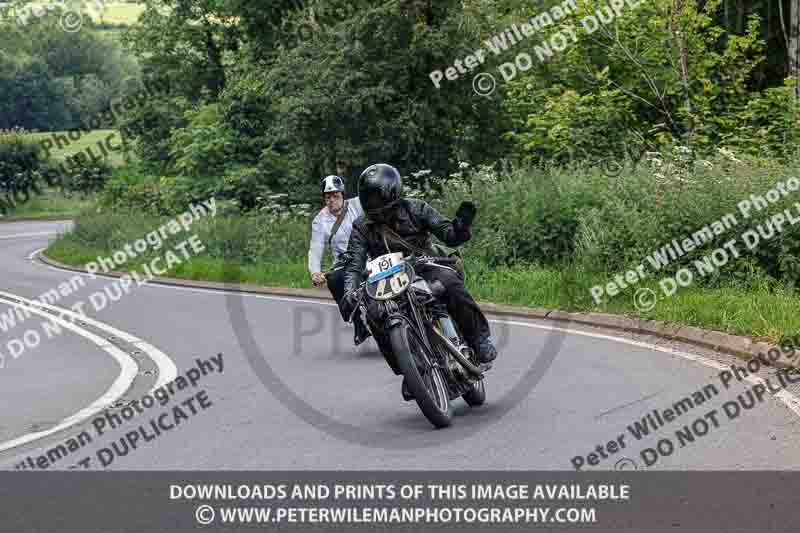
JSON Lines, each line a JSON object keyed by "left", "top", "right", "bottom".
{"left": 353, "top": 316, "right": 371, "bottom": 346}
{"left": 475, "top": 337, "right": 497, "bottom": 365}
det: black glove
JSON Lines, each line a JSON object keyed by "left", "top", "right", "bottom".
{"left": 340, "top": 290, "right": 359, "bottom": 320}
{"left": 455, "top": 201, "right": 478, "bottom": 227}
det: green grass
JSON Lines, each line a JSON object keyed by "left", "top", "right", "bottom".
{"left": 464, "top": 264, "right": 800, "bottom": 342}
{"left": 27, "top": 130, "right": 125, "bottom": 167}
{"left": 2, "top": 190, "right": 95, "bottom": 219}
{"left": 45, "top": 235, "right": 800, "bottom": 344}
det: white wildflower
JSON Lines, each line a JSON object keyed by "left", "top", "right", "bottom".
{"left": 717, "top": 147, "right": 742, "bottom": 163}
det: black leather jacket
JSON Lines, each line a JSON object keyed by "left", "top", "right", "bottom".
{"left": 343, "top": 199, "right": 471, "bottom": 294}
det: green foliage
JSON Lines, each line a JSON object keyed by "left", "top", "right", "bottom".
{"left": 0, "top": 128, "right": 53, "bottom": 213}
{"left": 427, "top": 164, "right": 599, "bottom": 267}
{"left": 240, "top": 0, "right": 505, "bottom": 181}
{"left": 371, "top": 157, "right": 800, "bottom": 292}
{"left": 0, "top": 52, "right": 71, "bottom": 131}
{"left": 0, "top": 7, "right": 139, "bottom": 131}
{"left": 99, "top": 166, "right": 167, "bottom": 214}
{"left": 120, "top": 95, "right": 190, "bottom": 168}
{"left": 501, "top": 0, "right": 790, "bottom": 166}
{"left": 158, "top": 174, "right": 220, "bottom": 213}
{"left": 57, "top": 157, "right": 114, "bottom": 197}
{"left": 566, "top": 152, "right": 800, "bottom": 289}
{"left": 58, "top": 209, "right": 310, "bottom": 266}
{"left": 107, "top": 0, "right": 800, "bottom": 222}
{"left": 724, "top": 81, "right": 800, "bottom": 159}
{"left": 167, "top": 104, "right": 237, "bottom": 177}
{"left": 503, "top": 87, "right": 637, "bottom": 165}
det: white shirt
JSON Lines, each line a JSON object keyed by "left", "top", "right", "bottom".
{"left": 308, "top": 198, "right": 364, "bottom": 273}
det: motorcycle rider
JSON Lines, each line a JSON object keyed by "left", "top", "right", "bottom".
{"left": 308, "top": 175, "right": 369, "bottom": 342}
{"left": 340, "top": 164, "right": 497, "bottom": 371}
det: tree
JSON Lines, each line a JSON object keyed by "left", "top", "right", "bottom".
{"left": 222, "top": 0, "right": 506, "bottom": 188}
{"left": 0, "top": 52, "right": 71, "bottom": 130}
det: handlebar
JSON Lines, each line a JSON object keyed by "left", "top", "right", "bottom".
{"left": 423, "top": 256, "right": 459, "bottom": 266}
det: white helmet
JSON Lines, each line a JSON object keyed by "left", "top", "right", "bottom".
{"left": 321, "top": 175, "right": 345, "bottom": 194}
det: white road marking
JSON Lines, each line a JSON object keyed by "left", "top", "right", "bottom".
{"left": 0, "top": 289, "right": 177, "bottom": 390}
{"left": 484, "top": 320, "right": 800, "bottom": 417}
{"left": 0, "top": 294, "right": 137, "bottom": 453}
{"left": 29, "top": 248, "right": 800, "bottom": 420}
{"left": 0, "top": 231, "right": 57, "bottom": 240}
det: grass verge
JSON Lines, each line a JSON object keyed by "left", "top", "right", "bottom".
{"left": 46, "top": 224, "right": 800, "bottom": 344}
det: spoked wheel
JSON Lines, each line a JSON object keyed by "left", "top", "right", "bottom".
{"left": 462, "top": 379, "right": 486, "bottom": 406}
{"left": 390, "top": 322, "right": 453, "bottom": 428}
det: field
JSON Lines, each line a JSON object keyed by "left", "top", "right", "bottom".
{"left": 1, "top": 189, "right": 96, "bottom": 219}
{"left": 88, "top": 3, "right": 145, "bottom": 25}
{"left": 0, "top": 2, "right": 145, "bottom": 26}
{"left": 27, "top": 129, "right": 126, "bottom": 167}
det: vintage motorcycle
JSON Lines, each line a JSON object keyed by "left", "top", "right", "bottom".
{"left": 348, "top": 252, "right": 488, "bottom": 428}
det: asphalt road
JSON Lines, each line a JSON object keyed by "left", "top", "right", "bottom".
{"left": 2, "top": 219, "right": 800, "bottom": 471}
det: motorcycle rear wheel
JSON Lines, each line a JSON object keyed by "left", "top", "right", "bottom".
{"left": 390, "top": 323, "right": 453, "bottom": 428}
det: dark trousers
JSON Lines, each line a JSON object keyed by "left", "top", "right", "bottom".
{"left": 364, "top": 264, "right": 491, "bottom": 351}
{"left": 326, "top": 267, "right": 348, "bottom": 320}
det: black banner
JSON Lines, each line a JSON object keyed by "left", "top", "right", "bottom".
{"left": 3, "top": 472, "right": 800, "bottom": 532}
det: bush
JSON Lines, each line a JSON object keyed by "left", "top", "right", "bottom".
{"left": 119, "top": 95, "right": 189, "bottom": 169}
{"left": 99, "top": 166, "right": 166, "bottom": 214}
{"left": 167, "top": 104, "right": 238, "bottom": 178}
{"left": 569, "top": 152, "right": 800, "bottom": 288}
{"left": 49, "top": 153, "right": 113, "bottom": 197}
{"left": 725, "top": 81, "right": 800, "bottom": 160}
{"left": 0, "top": 128, "right": 54, "bottom": 213}
{"left": 62, "top": 210, "right": 310, "bottom": 267}
{"left": 159, "top": 174, "right": 220, "bottom": 214}
{"left": 436, "top": 164, "right": 603, "bottom": 268}
{"left": 91, "top": 152, "right": 800, "bottom": 291}
{"left": 424, "top": 155, "right": 800, "bottom": 290}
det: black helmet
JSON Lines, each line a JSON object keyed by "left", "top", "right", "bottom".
{"left": 358, "top": 164, "right": 402, "bottom": 217}
{"left": 321, "top": 175, "right": 345, "bottom": 195}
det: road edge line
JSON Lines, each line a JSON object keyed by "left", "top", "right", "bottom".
{"left": 0, "top": 294, "right": 138, "bottom": 454}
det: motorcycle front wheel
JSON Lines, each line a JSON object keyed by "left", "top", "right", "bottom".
{"left": 390, "top": 323, "right": 453, "bottom": 428}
